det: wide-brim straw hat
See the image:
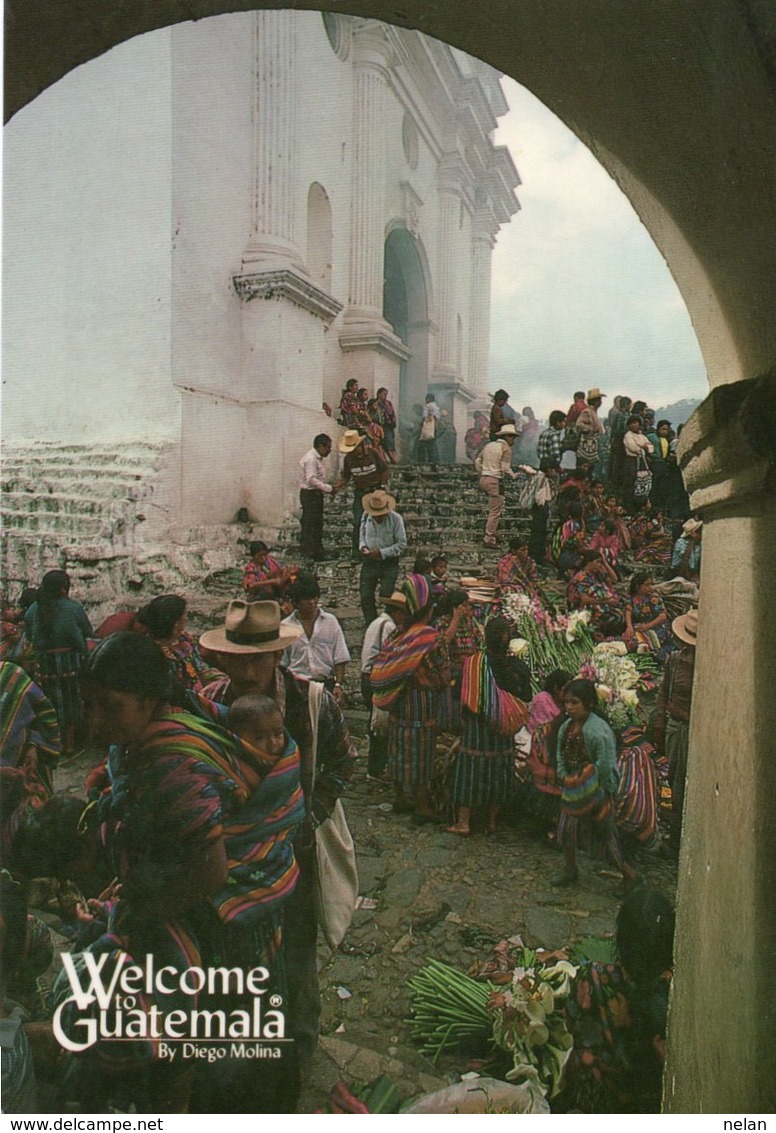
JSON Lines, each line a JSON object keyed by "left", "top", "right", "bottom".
{"left": 497, "top": 423, "right": 519, "bottom": 437}
{"left": 338, "top": 429, "right": 365, "bottom": 453}
{"left": 682, "top": 518, "right": 703, "bottom": 536}
{"left": 381, "top": 591, "right": 408, "bottom": 610}
{"left": 199, "top": 599, "right": 302, "bottom": 654}
{"left": 587, "top": 387, "right": 606, "bottom": 400}
{"left": 362, "top": 488, "right": 396, "bottom": 516}
{"left": 672, "top": 607, "right": 699, "bottom": 646}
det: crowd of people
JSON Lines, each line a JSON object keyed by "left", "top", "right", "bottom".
{"left": 0, "top": 384, "right": 695, "bottom": 1113}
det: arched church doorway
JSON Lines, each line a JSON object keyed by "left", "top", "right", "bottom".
{"left": 382, "top": 225, "right": 431, "bottom": 456}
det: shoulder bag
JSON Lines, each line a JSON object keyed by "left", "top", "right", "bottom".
{"left": 634, "top": 450, "right": 653, "bottom": 500}
{"left": 308, "top": 680, "right": 359, "bottom": 950}
{"left": 420, "top": 413, "right": 436, "bottom": 441}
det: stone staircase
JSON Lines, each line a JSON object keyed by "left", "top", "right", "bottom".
{"left": 1, "top": 451, "right": 540, "bottom": 671}
{"left": 1, "top": 441, "right": 262, "bottom": 621}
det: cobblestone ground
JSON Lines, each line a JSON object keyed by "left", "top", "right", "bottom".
{"left": 298, "top": 720, "right": 678, "bottom": 1112}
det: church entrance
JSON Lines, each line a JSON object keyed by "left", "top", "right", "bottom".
{"left": 383, "top": 225, "right": 431, "bottom": 457}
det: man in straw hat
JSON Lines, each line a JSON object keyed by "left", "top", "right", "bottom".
{"left": 474, "top": 422, "right": 519, "bottom": 547}
{"left": 335, "top": 428, "right": 388, "bottom": 561}
{"left": 671, "top": 517, "right": 703, "bottom": 580}
{"left": 654, "top": 607, "right": 698, "bottom": 858}
{"left": 358, "top": 488, "right": 407, "bottom": 624}
{"left": 200, "top": 600, "right": 356, "bottom": 1082}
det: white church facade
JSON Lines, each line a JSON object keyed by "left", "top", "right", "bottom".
{"left": 3, "top": 11, "right": 519, "bottom": 540}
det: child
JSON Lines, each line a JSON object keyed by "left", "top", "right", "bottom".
{"left": 227, "top": 694, "right": 287, "bottom": 759}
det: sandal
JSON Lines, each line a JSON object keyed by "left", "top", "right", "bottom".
{"left": 445, "top": 824, "right": 471, "bottom": 837}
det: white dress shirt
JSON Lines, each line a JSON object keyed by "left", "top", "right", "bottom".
{"left": 281, "top": 608, "right": 350, "bottom": 680}
{"left": 360, "top": 612, "right": 396, "bottom": 673}
{"left": 299, "top": 447, "right": 333, "bottom": 492}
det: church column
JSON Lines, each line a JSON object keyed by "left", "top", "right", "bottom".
{"left": 432, "top": 154, "right": 467, "bottom": 383}
{"left": 340, "top": 21, "right": 409, "bottom": 393}
{"left": 664, "top": 373, "right": 776, "bottom": 1112}
{"left": 468, "top": 198, "right": 497, "bottom": 394}
{"left": 242, "top": 9, "right": 303, "bottom": 272}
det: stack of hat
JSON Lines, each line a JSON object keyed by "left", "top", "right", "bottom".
{"left": 459, "top": 576, "right": 497, "bottom": 604}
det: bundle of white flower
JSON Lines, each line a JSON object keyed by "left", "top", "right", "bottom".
{"left": 487, "top": 950, "right": 578, "bottom": 1099}
{"left": 579, "top": 642, "right": 642, "bottom": 731}
{"left": 502, "top": 594, "right": 594, "bottom": 693}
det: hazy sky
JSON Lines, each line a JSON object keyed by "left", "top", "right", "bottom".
{"left": 488, "top": 77, "right": 709, "bottom": 421}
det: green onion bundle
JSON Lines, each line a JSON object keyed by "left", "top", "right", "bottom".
{"left": 406, "top": 958, "right": 495, "bottom": 1062}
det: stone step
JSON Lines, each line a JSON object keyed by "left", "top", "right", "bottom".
{"left": 0, "top": 492, "right": 144, "bottom": 515}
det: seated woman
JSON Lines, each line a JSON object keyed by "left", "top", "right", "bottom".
{"left": 549, "top": 502, "right": 587, "bottom": 578}
{"left": 496, "top": 536, "right": 540, "bottom": 595}
{"left": 448, "top": 617, "right": 530, "bottom": 836}
{"left": 566, "top": 551, "right": 627, "bottom": 637}
{"left": 553, "top": 678, "right": 640, "bottom": 890}
{"left": 242, "top": 541, "right": 295, "bottom": 613}
{"left": 137, "top": 594, "right": 222, "bottom": 691}
{"left": 338, "top": 378, "right": 360, "bottom": 427}
{"left": 560, "top": 888, "right": 675, "bottom": 1113}
{"left": 589, "top": 518, "right": 621, "bottom": 573}
{"left": 623, "top": 572, "right": 673, "bottom": 662}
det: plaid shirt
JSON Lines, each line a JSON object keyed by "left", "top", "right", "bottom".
{"left": 537, "top": 426, "right": 564, "bottom": 470}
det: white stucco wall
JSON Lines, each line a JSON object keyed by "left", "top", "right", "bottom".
{"left": 2, "top": 31, "right": 177, "bottom": 443}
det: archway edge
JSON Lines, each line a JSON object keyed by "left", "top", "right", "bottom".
{"left": 7, "top": 0, "right": 776, "bottom": 387}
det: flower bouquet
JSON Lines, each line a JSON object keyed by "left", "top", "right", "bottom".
{"left": 487, "top": 948, "right": 577, "bottom": 1099}
{"left": 578, "top": 642, "right": 642, "bottom": 731}
{"left": 502, "top": 593, "right": 595, "bottom": 692}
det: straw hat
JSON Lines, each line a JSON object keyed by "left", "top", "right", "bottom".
{"left": 338, "top": 429, "right": 365, "bottom": 454}
{"left": 682, "top": 518, "right": 703, "bottom": 536}
{"left": 362, "top": 488, "right": 396, "bottom": 516}
{"left": 672, "top": 607, "right": 699, "bottom": 646}
{"left": 381, "top": 591, "right": 408, "bottom": 611}
{"left": 497, "top": 423, "right": 519, "bottom": 437}
{"left": 587, "top": 387, "right": 606, "bottom": 400}
{"left": 199, "top": 600, "right": 302, "bottom": 655}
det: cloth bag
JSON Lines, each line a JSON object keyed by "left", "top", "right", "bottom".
{"left": 420, "top": 414, "right": 436, "bottom": 441}
{"left": 560, "top": 761, "right": 608, "bottom": 817}
{"left": 308, "top": 680, "right": 359, "bottom": 950}
{"left": 577, "top": 434, "right": 600, "bottom": 464}
{"left": 634, "top": 451, "right": 653, "bottom": 500}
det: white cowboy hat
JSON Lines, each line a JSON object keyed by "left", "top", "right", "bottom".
{"left": 497, "top": 423, "right": 519, "bottom": 437}
{"left": 337, "top": 429, "right": 365, "bottom": 453}
{"left": 199, "top": 600, "right": 302, "bottom": 655}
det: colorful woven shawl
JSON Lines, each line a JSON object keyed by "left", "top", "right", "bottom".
{"left": 370, "top": 623, "right": 439, "bottom": 709}
{"left": 460, "top": 650, "right": 529, "bottom": 736}
{"left": 0, "top": 661, "right": 62, "bottom": 767}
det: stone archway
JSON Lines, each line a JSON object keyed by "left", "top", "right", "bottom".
{"left": 383, "top": 225, "right": 431, "bottom": 454}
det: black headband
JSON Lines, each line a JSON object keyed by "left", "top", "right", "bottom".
{"left": 225, "top": 627, "right": 280, "bottom": 645}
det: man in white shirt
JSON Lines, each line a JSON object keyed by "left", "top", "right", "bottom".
{"left": 358, "top": 489, "right": 407, "bottom": 623}
{"left": 360, "top": 590, "right": 407, "bottom": 779}
{"left": 298, "top": 433, "right": 337, "bottom": 560}
{"left": 281, "top": 573, "right": 350, "bottom": 704}
{"left": 474, "top": 423, "right": 519, "bottom": 547}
